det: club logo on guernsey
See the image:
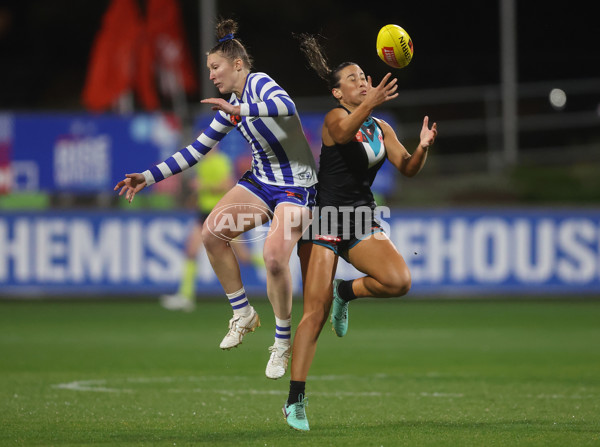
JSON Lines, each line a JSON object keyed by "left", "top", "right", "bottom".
{"left": 354, "top": 119, "right": 385, "bottom": 167}
{"left": 230, "top": 115, "right": 241, "bottom": 125}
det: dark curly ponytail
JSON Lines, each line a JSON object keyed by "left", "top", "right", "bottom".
{"left": 294, "top": 33, "right": 356, "bottom": 91}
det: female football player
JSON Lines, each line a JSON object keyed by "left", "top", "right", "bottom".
{"left": 115, "top": 19, "right": 317, "bottom": 380}
{"left": 282, "top": 34, "right": 437, "bottom": 430}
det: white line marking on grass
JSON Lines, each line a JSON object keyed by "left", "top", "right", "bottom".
{"left": 51, "top": 377, "right": 392, "bottom": 397}
{"left": 53, "top": 377, "right": 597, "bottom": 401}
{"left": 308, "top": 373, "right": 395, "bottom": 381}
{"left": 173, "top": 389, "right": 392, "bottom": 397}
{"left": 321, "top": 391, "right": 392, "bottom": 397}
{"left": 52, "top": 380, "right": 132, "bottom": 393}
{"left": 533, "top": 393, "right": 596, "bottom": 400}
{"left": 126, "top": 375, "right": 257, "bottom": 383}
{"left": 419, "top": 392, "right": 464, "bottom": 398}
{"left": 187, "top": 388, "right": 284, "bottom": 397}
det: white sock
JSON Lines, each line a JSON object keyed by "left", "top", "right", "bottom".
{"left": 226, "top": 288, "right": 251, "bottom": 316}
{"left": 274, "top": 316, "right": 291, "bottom": 346}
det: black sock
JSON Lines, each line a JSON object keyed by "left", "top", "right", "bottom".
{"left": 337, "top": 279, "right": 357, "bottom": 302}
{"left": 287, "top": 380, "right": 306, "bottom": 405}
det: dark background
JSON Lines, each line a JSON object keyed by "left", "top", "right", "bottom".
{"left": 0, "top": 0, "right": 597, "bottom": 110}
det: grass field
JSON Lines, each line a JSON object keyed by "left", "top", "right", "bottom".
{"left": 1, "top": 297, "right": 599, "bottom": 446}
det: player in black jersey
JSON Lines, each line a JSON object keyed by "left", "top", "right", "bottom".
{"left": 282, "top": 34, "right": 437, "bottom": 431}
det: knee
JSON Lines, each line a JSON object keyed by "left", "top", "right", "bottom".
{"left": 201, "top": 224, "right": 223, "bottom": 253}
{"left": 263, "top": 249, "right": 288, "bottom": 276}
{"left": 381, "top": 268, "right": 411, "bottom": 297}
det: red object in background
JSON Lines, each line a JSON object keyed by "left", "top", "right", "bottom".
{"left": 136, "top": 23, "right": 160, "bottom": 110}
{"left": 82, "top": 0, "right": 143, "bottom": 111}
{"left": 145, "top": 0, "right": 197, "bottom": 98}
{"left": 82, "top": 0, "right": 197, "bottom": 112}
{"left": 0, "top": 142, "right": 10, "bottom": 194}
{"left": 0, "top": 115, "right": 12, "bottom": 194}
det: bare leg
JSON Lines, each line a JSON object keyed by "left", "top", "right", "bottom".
{"left": 347, "top": 233, "right": 412, "bottom": 298}
{"left": 201, "top": 186, "right": 270, "bottom": 294}
{"left": 262, "top": 204, "right": 312, "bottom": 320}
{"left": 290, "top": 243, "right": 338, "bottom": 381}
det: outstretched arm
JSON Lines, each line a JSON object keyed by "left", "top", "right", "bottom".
{"left": 114, "top": 113, "right": 236, "bottom": 203}
{"left": 200, "top": 98, "right": 241, "bottom": 116}
{"left": 381, "top": 116, "right": 438, "bottom": 177}
{"left": 201, "top": 73, "right": 297, "bottom": 117}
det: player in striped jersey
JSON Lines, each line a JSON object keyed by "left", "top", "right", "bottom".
{"left": 115, "top": 19, "right": 317, "bottom": 380}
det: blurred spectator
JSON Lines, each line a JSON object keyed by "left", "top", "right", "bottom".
{"left": 160, "top": 149, "right": 257, "bottom": 312}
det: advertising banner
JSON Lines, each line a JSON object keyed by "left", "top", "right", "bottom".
{"left": 1, "top": 209, "right": 600, "bottom": 297}
{"left": 9, "top": 113, "right": 181, "bottom": 193}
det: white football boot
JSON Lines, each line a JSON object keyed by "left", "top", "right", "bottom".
{"left": 265, "top": 343, "right": 291, "bottom": 379}
{"left": 219, "top": 306, "right": 260, "bottom": 349}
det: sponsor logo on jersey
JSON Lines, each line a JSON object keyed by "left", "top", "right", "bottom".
{"left": 285, "top": 190, "right": 304, "bottom": 201}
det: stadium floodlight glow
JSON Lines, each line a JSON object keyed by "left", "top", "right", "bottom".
{"left": 549, "top": 88, "right": 567, "bottom": 110}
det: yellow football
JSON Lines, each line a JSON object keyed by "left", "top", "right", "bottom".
{"left": 376, "top": 24, "right": 414, "bottom": 69}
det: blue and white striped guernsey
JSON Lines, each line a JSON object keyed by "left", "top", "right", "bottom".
{"left": 142, "top": 72, "right": 317, "bottom": 188}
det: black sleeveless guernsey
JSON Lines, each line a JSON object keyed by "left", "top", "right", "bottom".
{"left": 317, "top": 106, "right": 387, "bottom": 208}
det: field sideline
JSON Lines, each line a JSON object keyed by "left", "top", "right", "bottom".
{"left": 1, "top": 297, "right": 599, "bottom": 446}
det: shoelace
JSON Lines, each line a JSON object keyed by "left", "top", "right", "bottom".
{"left": 269, "top": 345, "right": 290, "bottom": 358}
{"left": 227, "top": 312, "right": 257, "bottom": 338}
{"left": 226, "top": 316, "right": 241, "bottom": 335}
{"left": 340, "top": 302, "right": 348, "bottom": 320}
{"left": 334, "top": 298, "right": 348, "bottom": 321}
{"left": 294, "top": 395, "right": 308, "bottom": 419}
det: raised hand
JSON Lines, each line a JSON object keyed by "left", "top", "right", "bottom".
{"left": 365, "top": 73, "right": 399, "bottom": 108}
{"left": 114, "top": 173, "right": 146, "bottom": 203}
{"left": 200, "top": 98, "right": 241, "bottom": 115}
{"left": 420, "top": 116, "right": 438, "bottom": 149}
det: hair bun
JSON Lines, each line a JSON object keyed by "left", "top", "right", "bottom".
{"left": 216, "top": 19, "right": 239, "bottom": 41}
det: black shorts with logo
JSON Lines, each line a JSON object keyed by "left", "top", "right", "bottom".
{"left": 299, "top": 205, "right": 384, "bottom": 263}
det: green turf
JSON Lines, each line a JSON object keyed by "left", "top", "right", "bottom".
{"left": 1, "top": 298, "right": 599, "bottom": 446}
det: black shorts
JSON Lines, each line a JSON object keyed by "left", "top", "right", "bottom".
{"left": 299, "top": 205, "right": 384, "bottom": 263}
